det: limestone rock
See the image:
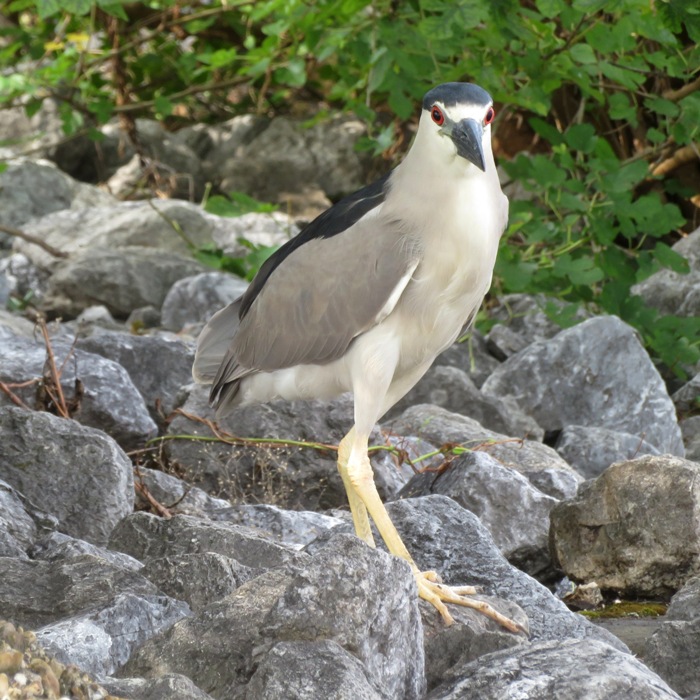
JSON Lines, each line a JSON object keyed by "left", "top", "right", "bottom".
{"left": 550, "top": 454, "right": 700, "bottom": 596}
{"left": 0, "top": 407, "right": 133, "bottom": 545}
{"left": 481, "top": 315, "right": 684, "bottom": 455}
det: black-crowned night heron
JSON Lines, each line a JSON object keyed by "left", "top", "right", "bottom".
{"left": 194, "top": 82, "right": 521, "bottom": 632}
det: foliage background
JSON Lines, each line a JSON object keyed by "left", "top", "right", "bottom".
{"left": 1, "top": 0, "right": 699, "bottom": 375}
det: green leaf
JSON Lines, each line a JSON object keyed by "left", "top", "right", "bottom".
{"left": 36, "top": 0, "right": 60, "bottom": 18}
{"left": 63, "top": 0, "right": 93, "bottom": 15}
{"left": 565, "top": 123, "right": 596, "bottom": 152}
{"left": 569, "top": 43, "right": 597, "bottom": 64}
{"left": 154, "top": 96, "right": 173, "bottom": 118}
{"left": 654, "top": 242, "right": 691, "bottom": 274}
{"left": 644, "top": 96, "right": 680, "bottom": 118}
{"left": 205, "top": 193, "right": 277, "bottom": 218}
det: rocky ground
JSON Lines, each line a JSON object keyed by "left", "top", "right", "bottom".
{"left": 1, "top": 105, "right": 700, "bottom": 699}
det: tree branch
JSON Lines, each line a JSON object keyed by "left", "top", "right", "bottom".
{"left": 0, "top": 224, "right": 69, "bottom": 258}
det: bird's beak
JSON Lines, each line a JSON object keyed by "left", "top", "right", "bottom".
{"left": 447, "top": 118, "right": 485, "bottom": 171}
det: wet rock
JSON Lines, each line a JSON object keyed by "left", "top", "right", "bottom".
{"left": 0, "top": 407, "right": 133, "bottom": 545}
{"left": 555, "top": 425, "right": 661, "bottom": 479}
{"left": 427, "top": 638, "right": 680, "bottom": 699}
{"left": 398, "top": 451, "right": 558, "bottom": 581}
{"left": 550, "top": 454, "right": 700, "bottom": 596}
{"left": 481, "top": 316, "right": 684, "bottom": 455}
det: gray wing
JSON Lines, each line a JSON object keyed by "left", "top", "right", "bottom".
{"left": 193, "top": 216, "right": 420, "bottom": 398}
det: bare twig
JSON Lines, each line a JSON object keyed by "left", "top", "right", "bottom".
{"left": 147, "top": 200, "right": 197, "bottom": 249}
{"left": 0, "top": 381, "right": 34, "bottom": 409}
{"left": 34, "top": 316, "right": 70, "bottom": 418}
{"left": 651, "top": 143, "right": 700, "bottom": 177}
{"left": 0, "top": 224, "right": 69, "bottom": 258}
{"left": 663, "top": 75, "right": 700, "bottom": 103}
{"left": 134, "top": 479, "right": 173, "bottom": 518}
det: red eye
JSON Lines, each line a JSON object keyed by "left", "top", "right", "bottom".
{"left": 484, "top": 106, "right": 495, "bottom": 126}
{"left": 431, "top": 106, "right": 445, "bottom": 125}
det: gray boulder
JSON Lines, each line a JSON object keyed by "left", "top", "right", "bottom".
{"left": 645, "top": 576, "right": 700, "bottom": 698}
{"left": 208, "top": 115, "right": 370, "bottom": 202}
{"left": 680, "top": 416, "right": 700, "bottom": 462}
{"left": 433, "top": 330, "right": 500, "bottom": 388}
{"left": 29, "top": 531, "right": 143, "bottom": 571}
{"left": 0, "top": 554, "right": 160, "bottom": 629}
{"left": 673, "top": 371, "right": 700, "bottom": 415}
{"left": 0, "top": 479, "right": 39, "bottom": 558}
{"left": 104, "top": 674, "right": 216, "bottom": 700}
{"left": 428, "top": 638, "right": 680, "bottom": 699}
{"left": 245, "top": 639, "right": 382, "bottom": 700}
{"left": 487, "top": 293, "right": 590, "bottom": 352}
{"left": 0, "top": 407, "right": 133, "bottom": 545}
{"left": 13, "top": 200, "right": 216, "bottom": 269}
{"left": 0, "top": 330, "right": 157, "bottom": 449}
{"left": 165, "top": 385, "right": 381, "bottom": 509}
{"left": 632, "top": 226, "right": 700, "bottom": 318}
{"left": 386, "top": 364, "right": 542, "bottom": 439}
{"left": 139, "top": 553, "right": 251, "bottom": 611}
{"left": 108, "top": 512, "right": 304, "bottom": 572}
{"left": 0, "top": 159, "right": 114, "bottom": 236}
{"left": 385, "top": 495, "right": 626, "bottom": 649}
{"left": 37, "top": 592, "right": 190, "bottom": 677}
{"left": 42, "top": 246, "right": 206, "bottom": 319}
{"left": 398, "top": 451, "right": 558, "bottom": 581}
{"left": 481, "top": 315, "right": 684, "bottom": 455}
{"left": 76, "top": 328, "right": 195, "bottom": 423}
{"left": 555, "top": 424, "right": 661, "bottom": 479}
{"left": 550, "top": 454, "right": 700, "bottom": 596}
{"left": 123, "top": 535, "right": 425, "bottom": 699}
{"left": 161, "top": 271, "right": 248, "bottom": 332}
{"left": 387, "top": 404, "right": 582, "bottom": 501}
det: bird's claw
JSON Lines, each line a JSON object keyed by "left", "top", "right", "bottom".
{"left": 414, "top": 571, "right": 527, "bottom": 635}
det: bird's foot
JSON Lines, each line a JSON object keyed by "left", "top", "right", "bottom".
{"left": 414, "top": 570, "right": 527, "bottom": 635}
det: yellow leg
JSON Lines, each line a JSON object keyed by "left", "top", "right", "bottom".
{"left": 342, "top": 428, "right": 526, "bottom": 634}
{"left": 337, "top": 428, "right": 375, "bottom": 547}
